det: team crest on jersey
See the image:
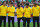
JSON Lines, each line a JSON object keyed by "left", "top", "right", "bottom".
{"left": 28, "top": 9, "right": 29, "bottom": 10}
{"left": 12, "top": 8, "right": 13, "bottom": 9}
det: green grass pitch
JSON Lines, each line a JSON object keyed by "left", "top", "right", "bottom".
{"left": 1, "top": 22, "right": 40, "bottom": 27}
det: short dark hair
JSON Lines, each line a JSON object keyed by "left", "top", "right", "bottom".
{"left": 3, "top": 1, "right": 6, "bottom": 3}
{"left": 18, "top": 5, "right": 20, "bottom": 7}
{"left": 26, "top": 3, "right": 29, "bottom": 6}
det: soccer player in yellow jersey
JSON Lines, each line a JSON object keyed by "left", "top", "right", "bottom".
{"left": 0, "top": 1, "right": 7, "bottom": 27}
{"left": 7, "top": 2, "right": 15, "bottom": 27}
{"left": 23, "top": 3, "right": 32, "bottom": 27}
{"left": 32, "top": 3, "right": 40, "bottom": 27}
{"left": 16, "top": 5, "right": 23, "bottom": 27}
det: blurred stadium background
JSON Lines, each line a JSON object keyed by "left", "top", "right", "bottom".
{"left": 0, "top": 0, "right": 40, "bottom": 27}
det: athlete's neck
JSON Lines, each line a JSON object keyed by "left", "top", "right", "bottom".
{"left": 3, "top": 4, "right": 5, "bottom": 7}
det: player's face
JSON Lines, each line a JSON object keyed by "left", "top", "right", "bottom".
{"left": 18, "top": 7, "right": 20, "bottom": 9}
{"left": 34, "top": 4, "right": 36, "bottom": 6}
{"left": 3, "top": 2, "right": 6, "bottom": 5}
{"left": 26, "top": 5, "right": 28, "bottom": 7}
{"left": 10, "top": 4, "right": 12, "bottom": 7}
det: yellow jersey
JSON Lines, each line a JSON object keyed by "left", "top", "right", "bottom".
{"left": 32, "top": 6, "right": 40, "bottom": 16}
{"left": 0, "top": 5, "right": 7, "bottom": 16}
{"left": 24, "top": 7, "right": 32, "bottom": 18}
{"left": 8, "top": 6, "right": 15, "bottom": 16}
{"left": 16, "top": 7, "right": 23, "bottom": 18}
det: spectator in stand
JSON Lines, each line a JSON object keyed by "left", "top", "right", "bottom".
{"left": 39, "top": 1, "right": 40, "bottom": 6}
{"left": 22, "top": 3, "right": 24, "bottom": 8}
{"left": 26, "top": 1, "right": 29, "bottom": 3}
{"left": 0, "top": 1, "right": 2, "bottom": 6}
{"left": 6, "top": 1, "right": 9, "bottom": 7}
